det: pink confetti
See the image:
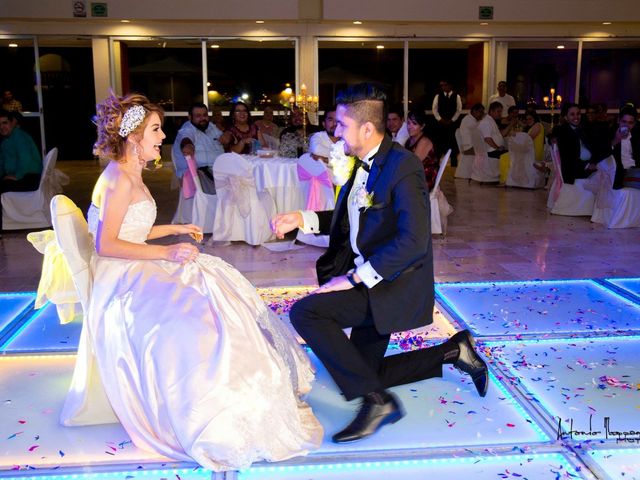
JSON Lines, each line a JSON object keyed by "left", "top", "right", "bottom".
{"left": 28, "top": 445, "right": 39, "bottom": 452}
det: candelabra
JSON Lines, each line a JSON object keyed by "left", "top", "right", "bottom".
{"left": 543, "top": 88, "right": 562, "bottom": 126}
{"left": 289, "top": 83, "right": 319, "bottom": 141}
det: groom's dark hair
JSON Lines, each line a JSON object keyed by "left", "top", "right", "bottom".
{"left": 336, "top": 83, "right": 387, "bottom": 134}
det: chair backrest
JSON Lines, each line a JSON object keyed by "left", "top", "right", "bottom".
{"left": 39, "top": 147, "right": 59, "bottom": 190}
{"left": 470, "top": 127, "right": 488, "bottom": 154}
{"left": 433, "top": 149, "right": 451, "bottom": 192}
{"left": 50, "top": 195, "right": 93, "bottom": 311}
{"left": 212, "top": 152, "right": 252, "bottom": 176}
{"left": 184, "top": 154, "right": 203, "bottom": 193}
{"left": 550, "top": 143, "right": 564, "bottom": 184}
{"left": 297, "top": 152, "right": 328, "bottom": 176}
{"left": 454, "top": 129, "right": 464, "bottom": 152}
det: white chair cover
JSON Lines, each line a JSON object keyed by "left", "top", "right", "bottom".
{"left": 430, "top": 150, "right": 454, "bottom": 235}
{"left": 2, "top": 148, "right": 63, "bottom": 230}
{"left": 295, "top": 153, "right": 335, "bottom": 247}
{"left": 506, "top": 132, "right": 546, "bottom": 189}
{"left": 587, "top": 155, "right": 640, "bottom": 228}
{"left": 454, "top": 128, "right": 473, "bottom": 179}
{"left": 170, "top": 152, "right": 217, "bottom": 233}
{"left": 470, "top": 128, "right": 500, "bottom": 183}
{"left": 49, "top": 195, "right": 118, "bottom": 426}
{"left": 211, "top": 152, "right": 276, "bottom": 245}
{"left": 548, "top": 144, "right": 595, "bottom": 216}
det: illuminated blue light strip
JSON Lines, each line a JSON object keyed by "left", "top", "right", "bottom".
{"left": 0, "top": 301, "right": 49, "bottom": 351}
{"left": 601, "top": 277, "right": 640, "bottom": 303}
{"left": 486, "top": 370, "right": 549, "bottom": 441}
{"left": 239, "top": 452, "right": 578, "bottom": 476}
{"left": 483, "top": 334, "right": 640, "bottom": 347}
{"left": 0, "top": 468, "right": 209, "bottom": 480}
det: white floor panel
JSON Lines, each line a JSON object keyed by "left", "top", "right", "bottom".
{"left": 586, "top": 448, "right": 640, "bottom": 479}
{"left": 486, "top": 336, "right": 640, "bottom": 443}
{"left": 437, "top": 280, "right": 640, "bottom": 337}
{"left": 605, "top": 277, "right": 640, "bottom": 300}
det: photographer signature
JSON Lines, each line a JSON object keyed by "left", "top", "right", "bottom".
{"left": 557, "top": 416, "right": 640, "bottom": 443}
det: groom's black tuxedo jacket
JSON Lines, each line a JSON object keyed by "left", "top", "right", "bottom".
{"left": 314, "top": 135, "right": 434, "bottom": 335}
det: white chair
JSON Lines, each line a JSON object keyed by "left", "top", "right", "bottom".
{"left": 430, "top": 150, "right": 454, "bottom": 235}
{"left": 589, "top": 156, "right": 640, "bottom": 228}
{"left": 548, "top": 144, "right": 595, "bottom": 216}
{"left": 171, "top": 153, "right": 217, "bottom": 234}
{"left": 2, "top": 147, "right": 61, "bottom": 230}
{"left": 506, "top": 132, "right": 546, "bottom": 189}
{"left": 49, "top": 195, "right": 118, "bottom": 426}
{"left": 211, "top": 152, "right": 276, "bottom": 245}
{"left": 295, "top": 153, "right": 335, "bottom": 247}
{"left": 454, "top": 128, "right": 473, "bottom": 179}
{"left": 470, "top": 128, "right": 500, "bottom": 183}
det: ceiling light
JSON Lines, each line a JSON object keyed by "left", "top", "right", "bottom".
{"left": 8, "top": 43, "right": 18, "bottom": 48}
{"left": 120, "top": 19, "right": 131, "bottom": 23}
{"left": 480, "top": 22, "right": 489, "bottom": 26}
{"left": 376, "top": 45, "right": 385, "bottom": 49}
{"left": 353, "top": 21, "right": 362, "bottom": 25}
{"left": 602, "top": 21, "right": 612, "bottom": 25}
{"left": 557, "top": 45, "right": 565, "bottom": 49}
{"left": 210, "top": 44, "right": 220, "bottom": 48}
{"left": 256, "top": 20, "right": 264, "bottom": 24}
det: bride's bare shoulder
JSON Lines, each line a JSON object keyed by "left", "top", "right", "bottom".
{"left": 92, "top": 162, "right": 134, "bottom": 206}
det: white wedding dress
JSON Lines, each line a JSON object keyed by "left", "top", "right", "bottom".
{"left": 79, "top": 199, "right": 322, "bottom": 470}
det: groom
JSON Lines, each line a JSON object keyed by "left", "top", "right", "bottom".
{"left": 271, "top": 83, "right": 488, "bottom": 443}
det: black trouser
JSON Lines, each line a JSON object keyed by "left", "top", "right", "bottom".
{"left": 0, "top": 173, "right": 41, "bottom": 232}
{"left": 290, "top": 285, "right": 446, "bottom": 401}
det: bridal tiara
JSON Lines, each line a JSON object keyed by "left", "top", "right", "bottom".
{"left": 119, "top": 105, "right": 147, "bottom": 138}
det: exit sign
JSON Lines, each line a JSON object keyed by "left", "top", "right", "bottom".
{"left": 479, "top": 6, "right": 494, "bottom": 20}
{"left": 91, "top": 2, "right": 108, "bottom": 17}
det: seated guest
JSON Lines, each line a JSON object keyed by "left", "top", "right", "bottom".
{"left": 172, "top": 103, "right": 224, "bottom": 181}
{"left": 279, "top": 106, "right": 320, "bottom": 158}
{"left": 551, "top": 103, "right": 610, "bottom": 184}
{"left": 386, "top": 104, "right": 409, "bottom": 146}
{"left": 220, "top": 102, "right": 263, "bottom": 154}
{"left": 611, "top": 105, "right": 640, "bottom": 189}
{"left": 254, "top": 105, "right": 280, "bottom": 139}
{"left": 459, "top": 103, "right": 485, "bottom": 155}
{"left": 0, "top": 109, "right": 42, "bottom": 233}
{"left": 523, "top": 110, "right": 545, "bottom": 166}
{"left": 478, "top": 101, "right": 507, "bottom": 158}
{"left": 210, "top": 106, "right": 227, "bottom": 132}
{"left": 500, "top": 106, "right": 521, "bottom": 137}
{"left": 308, "top": 107, "right": 338, "bottom": 162}
{"left": 405, "top": 110, "right": 438, "bottom": 191}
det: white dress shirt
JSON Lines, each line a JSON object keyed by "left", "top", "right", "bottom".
{"left": 488, "top": 93, "right": 516, "bottom": 117}
{"left": 459, "top": 114, "right": 478, "bottom": 151}
{"left": 621, "top": 134, "right": 635, "bottom": 169}
{"left": 478, "top": 115, "right": 505, "bottom": 152}
{"left": 300, "top": 143, "right": 383, "bottom": 288}
{"left": 172, "top": 121, "right": 224, "bottom": 178}
{"left": 432, "top": 93, "right": 462, "bottom": 122}
{"left": 391, "top": 121, "right": 410, "bottom": 146}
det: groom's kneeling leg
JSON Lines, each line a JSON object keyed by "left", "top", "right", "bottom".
{"left": 290, "top": 291, "right": 383, "bottom": 401}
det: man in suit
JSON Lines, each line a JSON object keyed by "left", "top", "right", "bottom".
{"left": 271, "top": 83, "right": 488, "bottom": 443}
{"left": 552, "top": 103, "right": 610, "bottom": 184}
{"left": 611, "top": 105, "right": 640, "bottom": 189}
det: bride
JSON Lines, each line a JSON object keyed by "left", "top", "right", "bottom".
{"left": 64, "top": 93, "right": 322, "bottom": 470}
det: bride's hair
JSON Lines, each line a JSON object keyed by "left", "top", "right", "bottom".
{"left": 93, "top": 92, "right": 164, "bottom": 162}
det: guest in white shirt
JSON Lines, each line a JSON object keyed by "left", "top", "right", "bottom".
{"left": 611, "top": 105, "right": 640, "bottom": 189}
{"left": 459, "top": 103, "right": 485, "bottom": 155}
{"left": 386, "top": 105, "right": 409, "bottom": 146}
{"left": 309, "top": 107, "right": 339, "bottom": 162}
{"left": 488, "top": 81, "right": 516, "bottom": 117}
{"left": 478, "top": 102, "right": 507, "bottom": 158}
{"left": 172, "top": 103, "right": 224, "bottom": 180}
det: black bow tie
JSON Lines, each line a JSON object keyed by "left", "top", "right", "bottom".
{"left": 358, "top": 159, "right": 371, "bottom": 173}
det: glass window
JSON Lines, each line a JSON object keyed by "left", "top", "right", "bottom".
{"left": 119, "top": 38, "right": 203, "bottom": 113}
{"left": 580, "top": 40, "right": 640, "bottom": 109}
{"left": 507, "top": 41, "right": 578, "bottom": 109}
{"left": 0, "top": 38, "right": 38, "bottom": 112}
{"left": 318, "top": 40, "right": 404, "bottom": 107}
{"left": 409, "top": 41, "right": 475, "bottom": 111}
{"left": 205, "top": 39, "right": 295, "bottom": 112}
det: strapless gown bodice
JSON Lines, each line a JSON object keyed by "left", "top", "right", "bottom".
{"left": 88, "top": 199, "right": 155, "bottom": 244}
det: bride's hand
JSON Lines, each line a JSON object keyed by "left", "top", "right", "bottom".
{"left": 165, "top": 243, "right": 200, "bottom": 263}
{"left": 174, "top": 224, "right": 203, "bottom": 242}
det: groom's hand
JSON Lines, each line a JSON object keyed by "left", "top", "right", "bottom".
{"left": 313, "top": 272, "right": 362, "bottom": 294}
{"left": 271, "top": 212, "right": 303, "bottom": 239}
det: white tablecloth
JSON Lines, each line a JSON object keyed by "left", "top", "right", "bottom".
{"left": 245, "top": 155, "right": 306, "bottom": 213}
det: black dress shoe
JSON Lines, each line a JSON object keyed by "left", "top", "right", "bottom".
{"left": 451, "top": 329, "right": 489, "bottom": 397}
{"left": 332, "top": 393, "right": 404, "bottom": 443}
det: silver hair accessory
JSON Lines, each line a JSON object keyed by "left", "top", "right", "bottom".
{"left": 118, "top": 105, "right": 147, "bottom": 138}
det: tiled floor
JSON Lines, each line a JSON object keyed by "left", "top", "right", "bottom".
{"left": 1, "top": 161, "right": 640, "bottom": 479}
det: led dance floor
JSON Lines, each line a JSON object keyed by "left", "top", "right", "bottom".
{"left": 1, "top": 279, "right": 640, "bottom": 479}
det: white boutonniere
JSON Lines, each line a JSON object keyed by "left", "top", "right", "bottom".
{"left": 328, "top": 140, "right": 357, "bottom": 186}
{"left": 353, "top": 184, "right": 374, "bottom": 210}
